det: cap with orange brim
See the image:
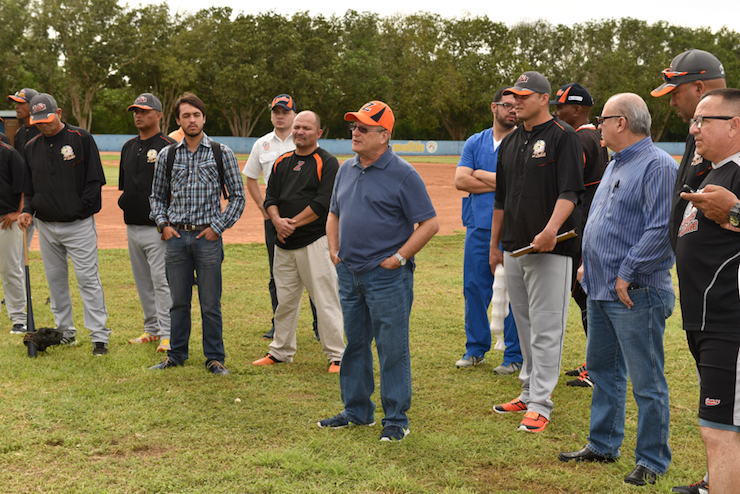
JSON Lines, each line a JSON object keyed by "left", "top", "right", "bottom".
{"left": 344, "top": 101, "right": 395, "bottom": 132}
{"left": 29, "top": 93, "right": 59, "bottom": 125}
{"left": 503, "top": 71, "right": 551, "bottom": 97}
{"left": 8, "top": 88, "right": 38, "bottom": 104}
{"left": 128, "top": 93, "right": 163, "bottom": 112}
{"left": 651, "top": 49, "right": 725, "bottom": 97}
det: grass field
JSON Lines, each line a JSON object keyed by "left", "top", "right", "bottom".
{"left": 0, "top": 234, "right": 706, "bottom": 493}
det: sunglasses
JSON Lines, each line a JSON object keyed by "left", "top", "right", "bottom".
{"left": 349, "top": 123, "right": 386, "bottom": 134}
{"left": 595, "top": 115, "right": 625, "bottom": 125}
{"left": 661, "top": 68, "right": 707, "bottom": 82}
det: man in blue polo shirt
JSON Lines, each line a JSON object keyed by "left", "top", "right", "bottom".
{"left": 454, "top": 86, "right": 522, "bottom": 373}
{"left": 317, "top": 101, "right": 439, "bottom": 442}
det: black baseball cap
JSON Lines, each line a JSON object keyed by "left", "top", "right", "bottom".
{"left": 8, "top": 88, "right": 39, "bottom": 104}
{"left": 128, "top": 93, "right": 163, "bottom": 112}
{"left": 550, "top": 83, "right": 594, "bottom": 106}
{"left": 271, "top": 94, "right": 297, "bottom": 112}
{"left": 651, "top": 49, "right": 725, "bottom": 97}
{"left": 29, "top": 93, "right": 59, "bottom": 125}
{"left": 504, "top": 71, "right": 551, "bottom": 97}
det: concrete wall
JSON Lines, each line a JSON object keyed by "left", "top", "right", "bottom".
{"left": 92, "top": 134, "right": 684, "bottom": 157}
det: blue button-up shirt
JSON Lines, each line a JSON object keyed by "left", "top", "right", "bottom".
{"left": 150, "top": 134, "right": 245, "bottom": 236}
{"left": 581, "top": 136, "right": 677, "bottom": 301}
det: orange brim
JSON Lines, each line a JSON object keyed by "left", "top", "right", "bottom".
{"left": 344, "top": 111, "right": 389, "bottom": 130}
{"left": 8, "top": 96, "right": 25, "bottom": 103}
{"left": 503, "top": 88, "right": 535, "bottom": 96}
{"left": 127, "top": 104, "right": 155, "bottom": 111}
{"left": 30, "top": 114, "right": 55, "bottom": 124}
{"left": 650, "top": 84, "right": 676, "bottom": 97}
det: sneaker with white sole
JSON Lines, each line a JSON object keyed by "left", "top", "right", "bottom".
{"left": 493, "top": 398, "right": 528, "bottom": 414}
{"left": 566, "top": 370, "right": 594, "bottom": 388}
{"left": 518, "top": 411, "right": 549, "bottom": 432}
{"left": 493, "top": 361, "right": 522, "bottom": 375}
{"left": 455, "top": 354, "right": 485, "bottom": 368}
{"left": 379, "top": 425, "right": 409, "bottom": 442}
{"left": 157, "top": 338, "right": 171, "bottom": 352}
{"left": 671, "top": 479, "right": 709, "bottom": 494}
{"left": 128, "top": 332, "right": 160, "bottom": 344}
{"left": 59, "top": 335, "right": 78, "bottom": 346}
{"left": 92, "top": 342, "right": 108, "bottom": 356}
{"left": 10, "top": 324, "right": 28, "bottom": 335}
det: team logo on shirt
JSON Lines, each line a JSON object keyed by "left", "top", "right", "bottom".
{"left": 293, "top": 161, "right": 305, "bottom": 171}
{"left": 263, "top": 142, "right": 271, "bottom": 150}
{"left": 532, "top": 140, "right": 546, "bottom": 158}
{"left": 147, "top": 149, "right": 158, "bottom": 163}
{"left": 705, "top": 398, "right": 721, "bottom": 406}
{"left": 61, "top": 145, "right": 75, "bottom": 161}
{"left": 678, "top": 204, "right": 699, "bottom": 237}
{"left": 691, "top": 152, "right": 703, "bottom": 166}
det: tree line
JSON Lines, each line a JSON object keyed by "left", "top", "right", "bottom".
{"left": 2, "top": 0, "right": 739, "bottom": 142}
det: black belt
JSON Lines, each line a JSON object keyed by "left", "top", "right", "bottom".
{"left": 172, "top": 223, "right": 207, "bottom": 232}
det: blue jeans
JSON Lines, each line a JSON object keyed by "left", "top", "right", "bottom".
{"left": 585, "top": 286, "right": 675, "bottom": 474}
{"left": 165, "top": 231, "right": 225, "bottom": 365}
{"left": 336, "top": 262, "right": 414, "bottom": 428}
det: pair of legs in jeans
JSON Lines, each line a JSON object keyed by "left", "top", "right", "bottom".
{"left": 585, "top": 286, "right": 675, "bottom": 474}
{"left": 335, "top": 262, "right": 413, "bottom": 428}
{"left": 165, "top": 231, "right": 225, "bottom": 366}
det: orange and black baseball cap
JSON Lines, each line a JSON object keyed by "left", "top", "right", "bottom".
{"left": 128, "top": 93, "right": 163, "bottom": 112}
{"left": 651, "top": 49, "right": 725, "bottom": 97}
{"left": 8, "top": 88, "right": 38, "bottom": 104}
{"left": 550, "top": 83, "right": 594, "bottom": 106}
{"left": 29, "top": 93, "right": 59, "bottom": 125}
{"left": 504, "top": 71, "right": 551, "bottom": 97}
{"left": 271, "top": 94, "right": 297, "bottom": 112}
{"left": 344, "top": 101, "right": 395, "bottom": 132}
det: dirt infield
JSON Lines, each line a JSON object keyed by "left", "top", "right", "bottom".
{"left": 27, "top": 161, "right": 465, "bottom": 251}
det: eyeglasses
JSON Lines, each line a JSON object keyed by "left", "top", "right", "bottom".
{"left": 661, "top": 68, "right": 707, "bottom": 82}
{"left": 689, "top": 115, "right": 734, "bottom": 129}
{"left": 596, "top": 115, "right": 625, "bottom": 125}
{"left": 349, "top": 123, "right": 386, "bottom": 134}
{"left": 494, "top": 102, "right": 514, "bottom": 110}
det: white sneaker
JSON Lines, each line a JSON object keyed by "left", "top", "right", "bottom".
{"left": 493, "top": 362, "right": 522, "bottom": 375}
{"left": 455, "top": 355, "right": 485, "bottom": 368}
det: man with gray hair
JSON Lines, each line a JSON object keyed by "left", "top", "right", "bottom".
{"left": 559, "top": 93, "right": 677, "bottom": 487}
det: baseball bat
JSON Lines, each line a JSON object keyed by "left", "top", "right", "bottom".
{"left": 23, "top": 228, "right": 37, "bottom": 358}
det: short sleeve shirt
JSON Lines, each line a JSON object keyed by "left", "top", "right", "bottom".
{"left": 242, "top": 130, "right": 295, "bottom": 184}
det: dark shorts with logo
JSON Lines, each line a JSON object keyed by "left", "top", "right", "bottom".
{"left": 686, "top": 330, "right": 740, "bottom": 427}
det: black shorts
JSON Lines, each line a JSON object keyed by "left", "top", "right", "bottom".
{"left": 686, "top": 330, "right": 740, "bottom": 426}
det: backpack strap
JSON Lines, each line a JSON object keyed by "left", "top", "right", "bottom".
{"left": 165, "top": 141, "right": 229, "bottom": 203}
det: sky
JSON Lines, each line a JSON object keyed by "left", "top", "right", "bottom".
{"left": 132, "top": 0, "right": 735, "bottom": 33}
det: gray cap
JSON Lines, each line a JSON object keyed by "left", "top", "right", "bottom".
{"left": 128, "top": 93, "right": 163, "bottom": 112}
{"left": 504, "top": 71, "right": 551, "bottom": 97}
{"left": 651, "top": 49, "right": 725, "bottom": 97}
{"left": 8, "top": 88, "right": 39, "bottom": 104}
{"left": 29, "top": 93, "right": 59, "bottom": 125}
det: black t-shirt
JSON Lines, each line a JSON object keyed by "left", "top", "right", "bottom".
{"left": 495, "top": 117, "right": 585, "bottom": 256}
{"left": 0, "top": 142, "right": 26, "bottom": 216}
{"left": 23, "top": 123, "right": 106, "bottom": 222}
{"left": 264, "top": 146, "right": 339, "bottom": 250}
{"left": 118, "top": 132, "right": 175, "bottom": 225}
{"left": 670, "top": 133, "right": 711, "bottom": 251}
{"left": 676, "top": 160, "right": 740, "bottom": 332}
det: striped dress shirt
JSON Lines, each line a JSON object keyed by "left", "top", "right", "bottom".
{"left": 581, "top": 136, "right": 678, "bottom": 301}
{"left": 150, "top": 133, "right": 245, "bottom": 236}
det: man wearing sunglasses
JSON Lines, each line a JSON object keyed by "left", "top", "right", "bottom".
{"left": 652, "top": 48, "right": 726, "bottom": 494}
{"left": 559, "top": 93, "right": 677, "bottom": 487}
{"left": 318, "top": 101, "right": 439, "bottom": 442}
{"left": 453, "top": 87, "right": 522, "bottom": 374}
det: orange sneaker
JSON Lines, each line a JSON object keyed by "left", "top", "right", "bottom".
{"left": 128, "top": 333, "right": 160, "bottom": 344}
{"left": 252, "top": 354, "right": 284, "bottom": 366}
{"left": 328, "top": 361, "right": 341, "bottom": 373}
{"left": 518, "top": 411, "right": 549, "bottom": 432}
{"left": 493, "top": 398, "right": 528, "bottom": 414}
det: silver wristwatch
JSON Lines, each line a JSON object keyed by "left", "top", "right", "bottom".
{"left": 395, "top": 253, "right": 407, "bottom": 266}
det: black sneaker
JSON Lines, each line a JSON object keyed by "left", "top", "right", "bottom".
{"left": 379, "top": 425, "right": 409, "bottom": 442}
{"left": 671, "top": 479, "right": 709, "bottom": 494}
{"left": 566, "top": 370, "right": 594, "bottom": 388}
{"left": 262, "top": 328, "right": 275, "bottom": 340}
{"left": 206, "top": 360, "right": 230, "bottom": 375}
{"left": 317, "top": 413, "right": 375, "bottom": 428}
{"left": 10, "top": 323, "right": 28, "bottom": 334}
{"left": 92, "top": 342, "right": 108, "bottom": 356}
{"left": 149, "top": 357, "right": 181, "bottom": 370}
{"left": 565, "top": 362, "right": 587, "bottom": 377}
